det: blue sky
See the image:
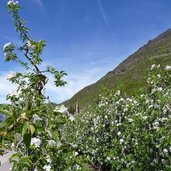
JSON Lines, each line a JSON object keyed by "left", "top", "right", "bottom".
{"left": 1, "top": 0, "right": 171, "bottom": 103}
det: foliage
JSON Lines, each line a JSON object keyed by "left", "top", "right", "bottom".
{"left": 62, "top": 64, "right": 171, "bottom": 171}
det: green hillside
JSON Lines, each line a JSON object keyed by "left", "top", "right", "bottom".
{"left": 64, "top": 29, "right": 171, "bottom": 108}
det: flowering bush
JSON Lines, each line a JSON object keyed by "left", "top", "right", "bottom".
{"left": 62, "top": 64, "right": 171, "bottom": 170}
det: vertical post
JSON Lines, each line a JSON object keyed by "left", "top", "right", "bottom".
{"left": 76, "top": 101, "right": 80, "bottom": 114}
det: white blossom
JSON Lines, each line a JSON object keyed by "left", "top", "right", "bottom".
{"left": 157, "top": 74, "right": 161, "bottom": 78}
{"left": 157, "top": 64, "right": 160, "bottom": 68}
{"left": 163, "top": 149, "right": 168, "bottom": 154}
{"left": 128, "top": 118, "right": 134, "bottom": 123}
{"left": 46, "top": 156, "right": 52, "bottom": 163}
{"left": 116, "top": 123, "right": 121, "bottom": 127}
{"left": 69, "top": 115, "right": 74, "bottom": 121}
{"left": 161, "top": 159, "right": 166, "bottom": 164}
{"left": 27, "top": 40, "right": 35, "bottom": 49}
{"left": 31, "top": 137, "right": 41, "bottom": 148}
{"left": 54, "top": 105, "right": 68, "bottom": 114}
{"left": 107, "top": 157, "right": 111, "bottom": 161}
{"left": 119, "top": 138, "right": 124, "bottom": 144}
{"left": 56, "top": 141, "right": 62, "bottom": 148}
{"left": 22, "top": 84, "right": 29, "bottom": 90}
{"left": 48, "top": 140, "right": 56, "bottom": 147}
{"left": 7, "top": 0, "right": 19, "bottom": 8}
{"left": 6, "top": 72, "right": 16, "bottom": 80}
{"left": 149, "top": 104, "right": 153, "bottom": 108}
{"left": 75, "top": 164, "right": 81, "bottom": 170}
{"left": 43, "top": 165, "right": 51, "bottom": 171}
{"left": 104, "top": 115, "right": 108, "bottom": 119}
{"left": 11, "top": 143, "right": 15, "bottom": 150}
{"left": 153, "top": 121, "right": 159, "bottom": 130}
{"left": 117, "top": 131, "right": 121, "bottom": 136}
{"left": 32, "top": 114, "right": 42, "bottom": 123}
{"left": 151, "top": 64, "right": 155, "bottom": 70}
{"left": 151, "top": 87, "right": 163, "bottom": 94}
{"left": 3, "top": 42, "right": 12, "bottom": 51}
{"left": 169, "top": 147, "right": 171, "bottom": 152}
{"left": 157, "top": 87, "right": 163, "bottom": 92}
{"left": 9, "top": 90, "right": 20, "bottom": 98}
{"left": 119, "top": 98, "right": 124, "bottom": 102}
{"left": 165, "top": 65, "right": 171, "bottom": 70}
{"left": 74, "top": 151, "right": 79, "bottom": 156}
{"left": 47, "top": 130, "right": 53, "bottom": 138}
{"left": 116, "top": 90, "right": 121, "bottom": 95}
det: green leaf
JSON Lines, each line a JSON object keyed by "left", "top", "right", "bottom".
{"left": 22, "top": 123, "right": 32, "bottom": 148}
{"left": 0, "top": 109, "right": 12, "bottom": 117}
{"left": 9, "top": 153, "right": 20, "bottom": 163}
{"left": 22, "top": 122, "right": 30, "bottom": 136}
{"left": 23, "top": 132, "right": 31, "bottom": 149}
{"left": 29, "top": 125, "right": 35, "bottom": 136}
{"left": 20, "top": 156, "right": 32, "bottom": 167}
{"left": 53, "top": 131, "right": 59, "bottom": 141}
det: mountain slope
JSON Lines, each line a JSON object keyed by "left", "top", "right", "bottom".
{"left": 64, "top": 29, "right": 171, "bottom": 108}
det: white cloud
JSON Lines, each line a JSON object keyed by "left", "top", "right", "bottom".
{"left": 45, "top": 67, "right": 105, "bottom": 104}
{"left": 0, "top": 66, "right": 110, "bottom": 105}
{"left": 0, "top": 73, "right": 16, "bottom": 104}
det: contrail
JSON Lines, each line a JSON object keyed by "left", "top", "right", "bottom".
{"left": 34, "top": 0, "right": 46, "bottom": 15}
{"left": 97, "top": 0, "right": 109, "bottom": 26}
{"left": 97, "top": 0, "right": 116, "bottom": 43}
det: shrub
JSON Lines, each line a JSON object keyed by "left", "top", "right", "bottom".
{"left": 62, "top": 64, "right": 171, "bottom": 171}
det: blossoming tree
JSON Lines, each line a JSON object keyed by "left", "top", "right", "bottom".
{"left": 63, "top": 64, "right": 171, "bottom": 170}
{"left": 0, "top": 1, "right": 82, "bottom": 171}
